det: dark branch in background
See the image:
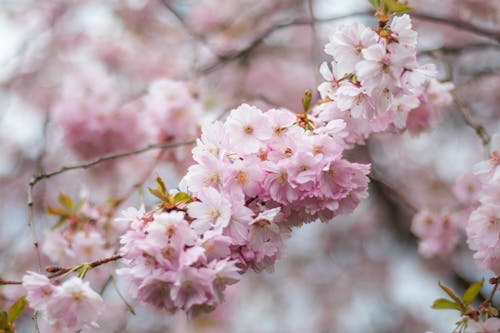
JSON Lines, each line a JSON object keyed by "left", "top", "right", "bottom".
{"left": 418, "top": 43, "right": 500, "bottom": 57}
{"left": 369, "top": 167, "right": 482, "bottom": 300}
{"left": 452, "top": 91, "right": 491, "bottom": 150}
{"left": 197, "top": 11, "right": 500, "bottom": 75}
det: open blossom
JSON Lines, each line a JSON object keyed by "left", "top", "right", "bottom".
{"left": 22, "top": 273, "right": 104, "bottom": 330}
{"left": 224, "top": 104, "right": 272, "bottom": 153}
{"left": 324, "top": 22, "right": 379, "bottom": 77}
{"left": 187, "top": 187, "right": 232, "bottom": 233}
{"left": 22, "top": 272, "right": 55, "bottom": 309}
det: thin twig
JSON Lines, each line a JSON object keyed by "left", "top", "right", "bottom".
{"left": 28, "top": 140, "right": 195, "bottom": 191}
{"left": 0, "top": 255, "right": 123, "bottom": 286}
{"left": 0, "top": 278, "right": 22, "bottom": 285}
{"left": 46, "top": 254, "right": 123, "bottom": 279}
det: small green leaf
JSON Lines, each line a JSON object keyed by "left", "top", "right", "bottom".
{"left": 432, "top": 298, "right": 461, "bottom": 311}
{"left": 58, "top": 193, "right": 73, "bottom": 210}
{"left": 384, "top": 0, "right": 412, "bottom": 15}
{"left": 368, "top": 0, "right": 381, "bottom": 10}
{"left": 75, "top": 198, "right": 86, "bottom": 211}
{"left": 148, "top": 188, "right": 165, "bottom": 201}
{"left": 7, "top": 296, "right": 26, "bottom": 323}
{"left": 0, "top": 310, "right": 9, "bottom": 328}
{"left": 51, "top": 216, "right": 67, "bottom": 230}
{"left": 155, "top": 176, "right": 167, "bottom": 196}
{"left": 47, "top": 205, "right": 67, "bottom": 216}
{"left": 439, "top": 281, "right": 466, "bottom": 311}
{"left": 77, "top": 264, "right": 91, "bottom": 279}
{"left": 174, "top": 192, "right": 191, "bottom": 204}
{"left": 463, "top": 278, "right": 484, "bottom": 305}
{"left": 302, "top": 90, "right": 312, "bottom": 113}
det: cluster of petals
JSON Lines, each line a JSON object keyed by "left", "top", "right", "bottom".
{"left": 410, "top": 209, "right": 459, "bottom": 258}
{"left": 117, "top": 208, "right": 240, "bottom": 317}
{"left": 22, "top": 272, "right": 104, "bottom": 330}
{"left": 53, "top": 73, "right": 202, "bottom": 161}
{"left": 118, "top": 103, "right": 370, "bottom": 316}
{"left": 312, "top": 15, "right": 452, "bottom": 145}
{"left": 41, "top": 200, "right": 117, "bottom": 269}
{"left": 466, "top": 152, "right": 500, "bottom": 274}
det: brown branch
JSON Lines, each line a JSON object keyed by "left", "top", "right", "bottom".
{"left": 368, "top": 172, "right": 418, "bottom": 213}
{"left": 0, "top": 278, "right": 22, "bottom": 285}
{"left": 28, "top": 140, "right": 195, "bottom": 192}
{"left": 418, "top": 43, "right": 500, "bottom": 57}
{"left": 46, "top": 254, "right": 123, "bottom": 279}
{"left": 480, "top": 276, "right": 500, "bottom": 310}
{"left": 452, "top": 91, "right": 491, "bottom": 149}
{"left": 0, "top": 255, "right": 123, "bottom": 286}
{"left": 410, "top": 13, "right": 500, "bottom": 43}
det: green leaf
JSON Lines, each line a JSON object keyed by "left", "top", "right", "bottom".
{"left": 58, "top": 193, "right": 73, "bottom": 210}
{"left": 432, "top": 298, "right": 461, "bottom": 311}
{"left": 77, "top": 264, "right": 91, "bottom": 279}
{"left": 174, "top": 192, "right": 191, "bottom": 204}
{"left": 302, "top": 90, "right": 312, "bottom": 113}
{"left": 51, "top": 216, "right": 67, "bottom": 230}
{"left": 148, "top": 187, "right": 165, "bottom": 200}
{"left": 47, "top": 205, "right": 67, "bottom": 216}
{"left": 7, "top": 296, "right": 26, "bottom": 323}
{"left": 155, "top": 176, "right": 167, "bottom": 196}
{"left": 384, "top": 0, "right": 412, "bottom": 14}
{"left": 75, "top": 198, "right": 86, "bottom": 211}
{"left": 368, "top": 0, "right": 381, "bottom": 10}
{"left": 439, "top": 281, "right": 466, "bottom": 311}
{"left": 0, "top": 311, "right": 9, "bottom": 328}
{"left": 463, "top": 278, "right": 484, "bottom": 305}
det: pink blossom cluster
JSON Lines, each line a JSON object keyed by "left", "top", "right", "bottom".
{"left": 312, "top": 15, "right": 452, "bottom": 145}
{"left": 118, "top": 103, "right": 370, "bottom": 316}
{"left": 410, "top": 209, "right": 459, "bottom": 258}
{"left": 41, "top": 198, "right": 120, "bottom": 282}
{"left": 53, "top": 74, "right": 202, "bottom": 161}
{"left": 51, "top": 67, "right": 152, "bottom": 160}
{"left": 22, "top": 273, "right": 104, "bottom": 330}
{"left": 465, "top": 152, "right": 500, "bottom": 274}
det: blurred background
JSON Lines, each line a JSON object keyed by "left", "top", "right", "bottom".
{"left": 0, "top": 0, "right": 499, "bottom": 332}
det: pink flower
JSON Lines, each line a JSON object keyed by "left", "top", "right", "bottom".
{"left": 389, "top": 14, "right": 418, "bottom": 48}
{"left": 188, "top": 187, "right": 232, "bottom": 234}
{"left": 324, "top": 22, "right": 379, "bottom": 76}
{"left": 467, "top": 317, "right": 500, "bottom": 333}
{"left": 46, "top": 277, "right": 104, "bottom": 330}
{"left": 22, "top": 272, "right": 55, "bottom": 310}
{"left": 411, "top": 210, "right": 459, "bottom": 258}
{"left": 169, "top": 266, "right": 215, "bottom": 310}
{"left": 224, "top": 104, "right": 272, "bottom": 153}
